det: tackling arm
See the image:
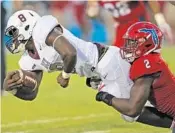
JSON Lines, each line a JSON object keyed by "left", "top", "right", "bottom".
{"left": 96, "top": 75, "right": 154, "bottom": 117}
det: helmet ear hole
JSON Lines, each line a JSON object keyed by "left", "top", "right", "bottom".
{"left": 145, "top": 44, "right": 152, "bottom": 48}
{"left": 25, "top": 25, "right": 30, "bottom": 31}
{"left": 29, "top": 12, "right": 34, "bottom": 16}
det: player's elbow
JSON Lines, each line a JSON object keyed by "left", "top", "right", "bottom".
{"left": 126, "top": 105, "right": 141, "bottom": 117}
{"left": 15, "top": 87, "right": 39, "bottom": 101}
{"left": 26, "top": 90, "right": 38, "bottom": 101}
{"left": 127, "top": 109, "right": 140, "bottom": 117}
{"left": 27, "top": 88, "right": 39, "bottom": 101}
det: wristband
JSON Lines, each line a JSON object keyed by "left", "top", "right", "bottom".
{"left": 53, "top": 35, "right": 63, "bottom": 48}
{"left": 103, "top": 93, "right": 115, "bottom": 106}
{"left": 62, "top": 71, "right": 71, "bottom": 79}
{"left": 96, "top": 91, "right": 114, "bottom": 106}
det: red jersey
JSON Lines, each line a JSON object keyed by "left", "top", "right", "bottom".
{"left": 130, "top": 54, "right": 175, "bottom": 119}
{"left": 98, "top": 1, "right": 149, "bottom": 47}
{"left": 98, "top": 1, "right": 148, "bottom": 23}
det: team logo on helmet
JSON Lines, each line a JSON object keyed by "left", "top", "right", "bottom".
{"left": 139, "top": 28, "right": 159, "bottom": 45}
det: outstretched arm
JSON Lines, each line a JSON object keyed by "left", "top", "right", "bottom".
{"left": 96, "top": 75, "right": 154, "bottom": 117}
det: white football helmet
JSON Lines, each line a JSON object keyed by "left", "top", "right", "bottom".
{"left": 5, "top": 10, "right": 41, "bottom": 54}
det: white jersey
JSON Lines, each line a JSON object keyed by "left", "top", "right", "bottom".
{"left": 19, "top": 15, "right": 98, "bottom": 77}
{"left": 19, "top": 15, "right": 133, "bottom": 96}
{"left": 96, "top": 46, "right": 133, "bottom": 99}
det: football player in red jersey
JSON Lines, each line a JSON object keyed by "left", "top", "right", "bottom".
{"left": 96, "top": 21, "right": 175, "bottom": 131}
{"left": 87, "top": 1, "right": 173, "bottom": 47}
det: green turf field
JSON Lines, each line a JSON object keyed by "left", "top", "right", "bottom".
{"left": 2, "top": 46, "right": 175, "bottom": 133}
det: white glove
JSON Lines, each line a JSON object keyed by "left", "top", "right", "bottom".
{"left": 154, "top": 13, "right": 173, "bottom": 43}
{"left": 86, "top": 76, "right": 102, "bottom": 90}
{"left": 90, "top": 76, "right": 102, "bottom": 90}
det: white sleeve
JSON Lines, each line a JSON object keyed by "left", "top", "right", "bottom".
{"left": 32, "top": 15, "right": 59, "bottom": 48}
{"left": 19, "top": 53, "right": 43, "bottom": 71}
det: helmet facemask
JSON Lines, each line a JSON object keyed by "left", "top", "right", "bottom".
{"left": 120, "top": 37, "right": 147, "bottom": 62}
{"left": 5, "top": 26, "right": 30, "bottom": 54}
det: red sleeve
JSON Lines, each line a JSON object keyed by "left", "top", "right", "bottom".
{"left": 130, "top": 54, "right": 163, "bottom": 80}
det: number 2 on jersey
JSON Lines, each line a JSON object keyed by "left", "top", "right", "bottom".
{"left": 144, "top": 59, "right": 151, "bottom": 69}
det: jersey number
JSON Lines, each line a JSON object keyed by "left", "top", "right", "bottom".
{"left": 18, "top": 14, "right": 26, "bottom": 22}
{"left": 103, "top": 2, "right": 131, "bottom": 18}
{"left": 49, "top": 62, "right": 63, "bottom": 71}
{"left": 144, "top": 59, "right": 151, "bottom": 69}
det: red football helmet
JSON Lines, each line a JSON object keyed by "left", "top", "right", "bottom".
{"left": 120, "top": 21, "right": 163, "bottom": 62}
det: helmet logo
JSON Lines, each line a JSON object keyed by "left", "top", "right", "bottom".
{"left": 139, "top": 28, "right": 159, "bottom": 45}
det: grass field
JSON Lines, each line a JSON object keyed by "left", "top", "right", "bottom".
{"left": 1, "top": 46, "right": 175, "bottom": 133}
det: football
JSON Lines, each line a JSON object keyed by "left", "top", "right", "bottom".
{"left": 11, "top": 70, "right": 37, "bottom": 92}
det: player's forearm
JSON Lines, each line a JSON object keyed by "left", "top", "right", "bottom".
{"left": 53, "top": 36, "right": 77, "bottom": 73}
{"left": 111, "top": 98, "right": 142, "bottom": 117}
{"left": 14, "top": 87, "right": 38, "bottom": 101}
{"left": 62, "top": 52, "right": 77, "bottom": 73}
{"left": 96, "top": 92, "right": 142, "bottom": 117}
{"left": 46, "top": 26, "right": 77, "bottom": 73}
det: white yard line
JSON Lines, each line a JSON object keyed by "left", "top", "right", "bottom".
{"left": 3, "top": 129, "right": 111, "bottom": 133}
{"left": 2, "top": 113, "right": 113, "bottom": 128}
{"left": 3, "top": 130, "right": 32, "bottom": 133}
{"left": 82, "top": 130, "right": 110, "bottom": 133}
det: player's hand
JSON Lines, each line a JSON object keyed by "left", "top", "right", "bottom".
{"left": 96, "top": 91, "right": 114, "bottom": 106}
{"left": 154, "top": 13, "right": 173, "bottom": 43}
{"left": 158, "top": 23, "right": 173, "bottom": 43}
{"left": 86, "top": 76, "right": 102, "bottom": 90}
{"left": 57, "top": 72, "right": 70, "bottom": 88}
{"left": 3, "top": 70, "right": 23, "bottom": 91}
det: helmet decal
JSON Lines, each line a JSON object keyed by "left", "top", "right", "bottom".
{"left": 139, "top": 28, "right": 159, "bottom": 45}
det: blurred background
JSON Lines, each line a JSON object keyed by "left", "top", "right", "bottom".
{"left": 1, "top": 1, "right": 175, "bottom": 133}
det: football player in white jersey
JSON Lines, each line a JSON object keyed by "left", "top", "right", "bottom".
{"left": 3, "top": 10, "right": 172, "bottom": 128}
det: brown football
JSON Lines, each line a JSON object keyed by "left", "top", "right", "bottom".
{"left": 12, "top": 70, "right": 37, "bottom": 91}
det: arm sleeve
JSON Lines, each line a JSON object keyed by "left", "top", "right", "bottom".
{"left": 19, "top": 52, "right": 43, "bottom": 71}
{"left": 32, "top": 15, "right": 59, "bottom": 48}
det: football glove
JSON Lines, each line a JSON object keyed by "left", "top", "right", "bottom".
{"left": 86, "top": 76, "right": 102, "bottom": 90}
